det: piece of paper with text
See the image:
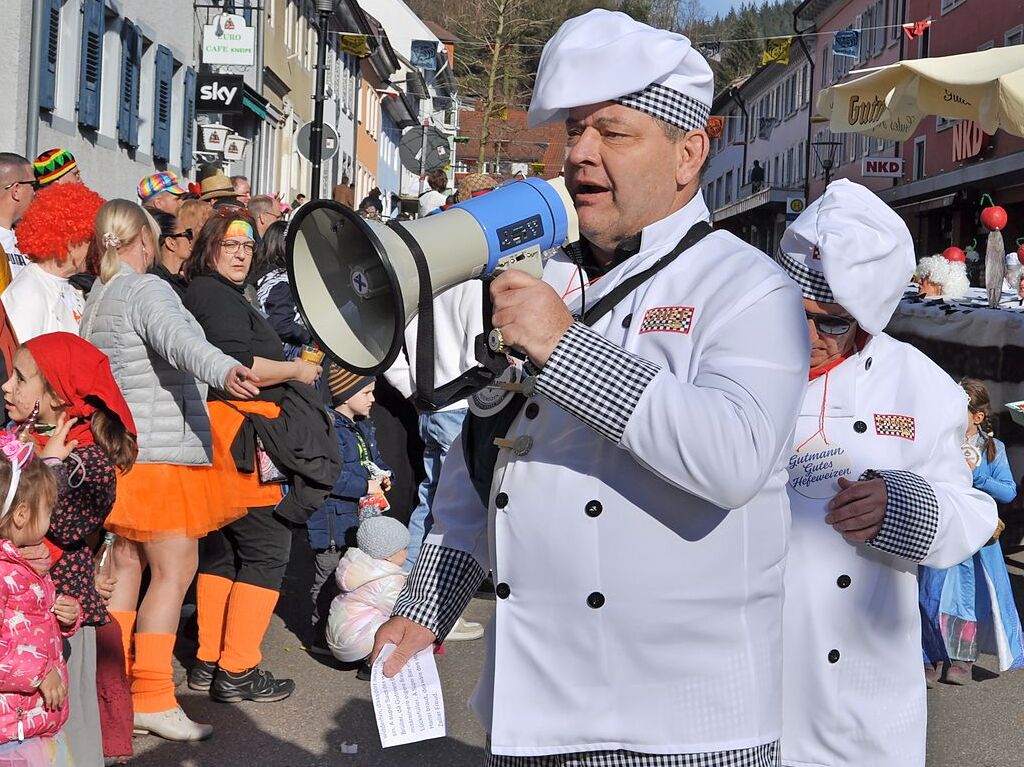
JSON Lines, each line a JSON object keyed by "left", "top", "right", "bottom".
{"left": 371, "top": 643, "right": 447, "bottom": 748}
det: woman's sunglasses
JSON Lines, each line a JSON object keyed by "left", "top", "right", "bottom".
{"left": 162, "top": 228, "right": 193, "bottom": 245}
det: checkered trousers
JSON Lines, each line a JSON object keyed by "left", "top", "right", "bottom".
{"left": 487, "top": 742, "right": 779, "bottom": 766}
{"left": 392, "top": 543, "right": 485, "bottom": 640}
{"left": 774, "top": 249, "right": 835, "bottom": 304}
{"left": 613, "top": 83, "right": 711, "bottom": 133}
{"left": 860, "top": 469, "right": 939, "bottom": 562}
{"left": 535, "top": 323, "right": 661, "bottom": 444}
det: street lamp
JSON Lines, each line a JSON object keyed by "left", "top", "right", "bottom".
{"left": 811, "top": 140, "right": 843, "bottom": 186}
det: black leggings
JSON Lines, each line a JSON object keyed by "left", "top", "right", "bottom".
{"left": 198, "top": 505, "right": 292, "bottom": 591}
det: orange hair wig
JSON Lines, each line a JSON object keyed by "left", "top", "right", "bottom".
{"left": 16, "top": 183, "right": 106, "bottom": 263}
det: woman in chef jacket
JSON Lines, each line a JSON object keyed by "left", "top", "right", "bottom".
{"left": 776, "top": 179, "right": 998, "bottom": 767}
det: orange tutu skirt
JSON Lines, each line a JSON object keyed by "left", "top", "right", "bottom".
{"left": 208, "top": 400, "right": 285, "bottom": 510}
{"left": 106, "top": 462, "right": 246, "bottom": 542}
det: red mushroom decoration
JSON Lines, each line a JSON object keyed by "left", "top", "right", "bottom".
{"left": 942, "top": 246, "right": 967, "bottom": 263}
{"left": 981, "top": 194, "right": 1008, "bottom": 307}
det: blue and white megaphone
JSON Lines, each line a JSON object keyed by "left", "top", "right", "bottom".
{"left": 286, "top": 177, "right": 578, "bottom": 399}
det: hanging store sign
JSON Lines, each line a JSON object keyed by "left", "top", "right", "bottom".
{"left": 862, "top": 156, "right": 904, "bottom": 178}
{"left": 202, "top": 13, "right": 255, "bottom": 67}
{"left": 200, "top": 123, "right": 230, "bottom": 152}
{"left": 223, "top": 135, "right": 248, "bottom": 162}
{"left": 196, "top": 74, "right": 244, "bottom": 113}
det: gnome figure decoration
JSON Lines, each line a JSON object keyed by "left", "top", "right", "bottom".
{"left": 981, "top": 194, "right": 1008, "bottom": 307}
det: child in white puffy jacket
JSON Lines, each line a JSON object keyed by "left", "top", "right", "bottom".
{"left": 325, "top": 511, "right": 409, "bottom": 678}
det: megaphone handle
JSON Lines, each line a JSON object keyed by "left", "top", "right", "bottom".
{"left": 476, "top": 278, "right": 521, "bottom": 373}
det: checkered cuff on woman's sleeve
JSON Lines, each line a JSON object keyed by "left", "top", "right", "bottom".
{"left": 862, "top": 469, "right": 939, "bottom": 563}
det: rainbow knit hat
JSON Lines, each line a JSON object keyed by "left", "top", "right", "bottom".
{"left": 33, "top": 148, "right": 78, "bottom": 186}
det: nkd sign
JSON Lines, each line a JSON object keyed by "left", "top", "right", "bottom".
{"left": 952, "top": 120, "right": 989, "bottom": 163}
{"left": 862, "top": 157, "right": 904, "bottom": 178}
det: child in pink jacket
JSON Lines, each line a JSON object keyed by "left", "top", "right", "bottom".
{"left": 0, "top": 432, "right": 80, "bottom": 765}
{"left": 325, "top": 510, "right": 408, "bottom": 678}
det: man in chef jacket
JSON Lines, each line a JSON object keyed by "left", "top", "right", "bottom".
{"left": 372, "top": 10, "right": 810, "bottom": 766}
{"left": 776, "top": 180, "right": 997, "bottom": 767}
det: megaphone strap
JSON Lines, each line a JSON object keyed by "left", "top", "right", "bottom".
{"left": 385, "top": 219, "right": 440, "bottom": 409}
{"left": 579, "top": 220, "right": 713, "bottom": 328}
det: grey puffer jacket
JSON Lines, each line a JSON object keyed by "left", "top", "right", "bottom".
{"left": 81, "top": 263, "right": 239, "bottom": 465}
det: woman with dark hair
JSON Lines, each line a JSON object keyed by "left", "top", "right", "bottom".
{"left": 183, "top": 210, "right": 320, "bottom": 704}
{"left": 148, "top": 210, "right": 192, "bottom": 297}
{"left": 253, "top": 220, "right": 310, "bottom": 359}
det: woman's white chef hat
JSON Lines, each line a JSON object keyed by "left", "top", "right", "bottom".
{"left": 527, "top": 10, "right": 714, "bottom": 132}
{"left": 777, "top": 179, "right": 916, "bottom": 335}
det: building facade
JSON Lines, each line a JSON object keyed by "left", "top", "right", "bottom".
{"left": 797, "top": 0, "right": 906, "bottom": 200}
{"left": 706, "top": 50, "right": 815, "bottom": 255}
{"left": 877, "top": 0, "right": 1024, "bottom": 257}
{"left": 1, "top": 0, "right": 197, "bottom": 199}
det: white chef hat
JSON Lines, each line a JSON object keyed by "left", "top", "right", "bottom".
{"left": 778, "top": 179, "right": 915, "bottom": 336}
{"left": 527, "top": 10, "right": 713, "bottom": 132}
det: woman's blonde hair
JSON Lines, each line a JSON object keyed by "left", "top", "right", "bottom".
{"left": 93, "top": 199, "right": 161, "bottom": 283}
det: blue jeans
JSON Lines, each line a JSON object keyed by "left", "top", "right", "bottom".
{"left": 405, "top": 408, "right": 468, "bottom": 572}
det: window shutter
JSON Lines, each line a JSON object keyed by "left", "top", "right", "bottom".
{"left": 78, "top": 0, "right": 104, "bottom": 129}
{"left": 242, "top": 0, "right": 253, "bottom": 26}
{"left": 152, "top": 46, "right": 173, "bottom": 162}
{"left": 39, "top": 0, "right": 61, "bottom": 111}
{"left": 181, "top": 67, "right": 196, "bottom": 172}
{"left": 118, "top": 20, "right": 141, "bottom": 147}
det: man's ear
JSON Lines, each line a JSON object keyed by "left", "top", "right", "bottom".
{"left": 676, "top": 130, "right": 709, "bottom": 189}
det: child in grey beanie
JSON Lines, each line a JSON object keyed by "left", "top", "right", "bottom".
{"left": 325, "top": 509, "right": 410, "bottom": 676}
{"left": 357, "top": 513, "right": 410, "bottom": 564}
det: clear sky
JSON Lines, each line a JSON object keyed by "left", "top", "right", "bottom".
{"left": 702, "top": 0, "right": 750, "bottom": 19}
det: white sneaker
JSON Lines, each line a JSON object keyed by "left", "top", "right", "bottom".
{"left": 133, "top": 706, "right": 213, "bottom": 741}
{"left": 446, "top": 616, "right": 484, "bottom": 641}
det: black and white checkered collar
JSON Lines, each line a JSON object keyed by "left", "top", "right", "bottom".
{"left": 564, "top": 192, "right": 712, "bottom": 279}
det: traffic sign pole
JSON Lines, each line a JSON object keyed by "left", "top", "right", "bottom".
{"left": 310, "top": 0, "right": 332, "bottom": 200}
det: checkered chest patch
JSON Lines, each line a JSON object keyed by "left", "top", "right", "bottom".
{"left": 638, "top": 306, "right": 695, "bottom": 335}
{"left": 874, "top": 413, "right": 916, "bottom": 441}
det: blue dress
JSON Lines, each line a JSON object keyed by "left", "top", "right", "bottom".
{"left": 919, "top": 437, "right": 1024, "bottom": 669}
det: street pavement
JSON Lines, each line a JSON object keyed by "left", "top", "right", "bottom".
{"left": 130, "top": 546, "right": 1024, "bottom": 767}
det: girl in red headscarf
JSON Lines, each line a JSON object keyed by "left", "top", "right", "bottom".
{"left": 2, "top": 332, "right": 137, "bottom": 765}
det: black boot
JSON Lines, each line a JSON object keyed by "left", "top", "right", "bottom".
{"left": 211, "top": 666, "right": 295, "bottom": 702}
{"left": 188, "top": 659, "right": 218, "bottom": 691}
{"left": 355, "top": 658, "right": 372, "bottom": 681}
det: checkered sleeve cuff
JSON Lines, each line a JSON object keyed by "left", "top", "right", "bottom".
{"left": 862, "top": 469, "right": 939, "bottom": 562}
{"left": 392, "top": 543, "right": 486, "bottom": 640}
{"left": 535, "top": 323, "right": 661, "bottom": 444}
